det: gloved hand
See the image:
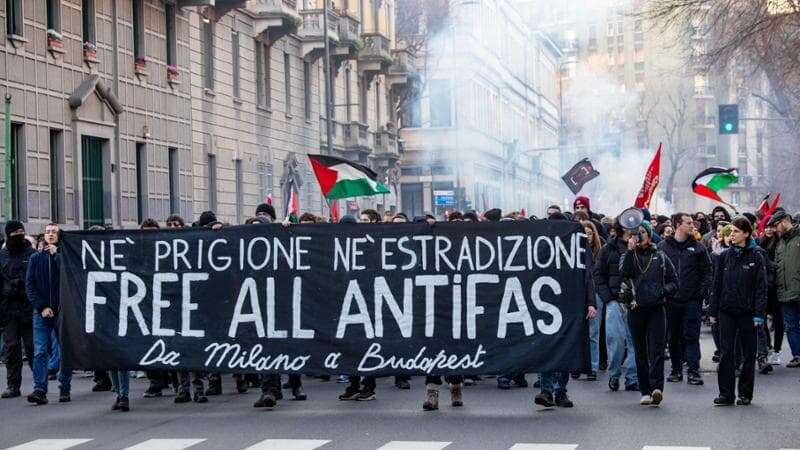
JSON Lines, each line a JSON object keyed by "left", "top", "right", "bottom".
{"left": 753, "top": 317, "right": 764, "bottom": 326}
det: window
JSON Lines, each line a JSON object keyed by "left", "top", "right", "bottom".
{"left": 257, "top": 162, "right": 273, "bottom": 201}
{"left": 46, "top": 0, "right": 61, "bottom": 33}
{"left": 359, "top": 76, "right": 368, "bottom": 123}
{"left": 232, "top": 31, "right": 240, "bottom": 98}
{"left": 168, "top": 148, "right": 179, "bottom": 214}
{"left": 49, "top": 130, "right": 63, "bottom": 222}
{"left": 235, "top": 159, "right": 243, "bottom": 224}
{"left": 132, "top": 0, "right": 144, "bottom": 60}
{"left": 82, "top": 0, "right": 95, "bottom": 44}
{"left": 6, "top": 0, "right": 23, "bottom": 37}
{"left": 375, "top": 80, "right": 381, "bottom": 127}
{"left": 135, "top": 143, "right": 147, "bottom": 223}
{"left": 428, "top": 80, "right": 451, "bottom": 127}
{"left": 255, "top": 40, "right": 271, "bottom": 107}
{"left": 202, "top": 19, "right": 215, "bottom": 90}
{"left": 284, "top": 52, "right": 291, "bottom": 113}
{"left": 207, "top": 154, "right": 217, "bottom": 211}
{"left": 345, "top": 68, "right": 352, "bottom": 122}
{"left": 165, "top": 3, "right": 176, "bottom": 66}
{"left": 303, "top": 62, "right": 312, "bottom": 120}
{"left": 8, "top": 123, "right": 23, "bottom": 220}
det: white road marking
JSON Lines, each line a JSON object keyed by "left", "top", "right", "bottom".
{"left": 5, "top": 439, "right": 93, "bottom": 450}
{"left": 121, "top": 439, "right": 206, "bottom": 450}
{"left": 243, "top": 439, "right": 331, "bottom": 450}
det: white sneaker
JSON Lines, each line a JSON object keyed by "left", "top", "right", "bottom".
{"left": 768, "top": 350, "right": 781, "bottom": 365}
{"left": 640, "top": 395, "right": 652, "bottom": 405}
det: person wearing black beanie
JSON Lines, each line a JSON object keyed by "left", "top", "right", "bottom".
{"left": 0, "top": 220, "right": 35, "bottom": 399}
{"left": 255, "top": 203, "right": 276, "bottom": 222}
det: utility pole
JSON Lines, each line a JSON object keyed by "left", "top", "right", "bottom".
{"left": 322, "top": 0, "right": 334, "bottom": 155}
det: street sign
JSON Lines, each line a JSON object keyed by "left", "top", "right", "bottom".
{"left": 434, "top": 190, "right": 455, "bottom": 206}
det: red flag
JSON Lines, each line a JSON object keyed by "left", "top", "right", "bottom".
{"left": 520, "top": 208, "right": 527, "bottom": 218}
{"left": 634, "top": 143, "right": 662, "bottom": 209}
{"left": 265, "top": 193, "right": 273, "bottom": 206}
{"left": 758, "top": 193, "right": 771, "bottom": 216}
{"left": 757, "top": 193, "right": 781, "bottom": 237}
{"left": 284, "top": 180, "right": 299, "bottom": 221}
{"left": 330, "top": 200, "right": 340, "bottom": 223}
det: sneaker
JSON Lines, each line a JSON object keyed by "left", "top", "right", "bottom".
{"left": 786, "top": 357, "right": 800, "bottom": 368}
{"left": 586, "top": 372, "right": 597, "bottom": 381}
{"left": 253, "top": 393, "right": 276, "bottom": 408}
{"left": 118, "top": 396, "right": 130, "bottom": 412}
{"left": 714, "top": 395, "right": 734, "bottom": 406}
{"left": 650, "top": 389, "right": 663, "bottom": 406}
{"left": 58, "top": 390, "right": 71, "bottom": 403}
{"left": 736, "top": 397, "right": 752, "bottom": 406}
{"left": 338, "top": 385, "right": 361, "bottom": 401}
{"left": 1, "top": 388, "right": 21, "bottom": 399}
{"left": 143, "top": 385, "right": 163, "bottom": 398}
{"left": 624, "top": 383, "right": 640, "bottom": 392}
{"left": 192, "top": 391, "right": 208, "bottom": 403}
{"left": 27, "top": 390, "right": 48, "bottom": 405}
{"left": 450, "top": 383, "right": 463, "bottom": 407}
{"left": 92, "top": 381, "right": 112, "bottom": 392}
{"left": 640, "top": 395, "right": 652, "bottom": 405}
{"left": 767, "top": 350, "right": 781, "bottom": 365}
{"left": 758, "top": 359, "right": 774, "bottom": 374}
{"left": 512, "top": 375, "right": 528, "bottom": 388}
{"left": 608, "top": 377, "right": 620, "bottom": 392}
{"left": 355, "top": 388, "right": 376, "bottom": 401}
{"left": 666, "top": 372, "right": 683, "bottom": 382}
{"left": 497, "top": 377, "right": 511, "bottom": 390}
{"left": 174, "top": 392, "right": 191, "bottom": 404}
{"left": 687, "top": 372, "right": 704, "bottom": 386}
{"left": 534, "top": 392, "right": 555, "bottom": 408}
{"left": 554, "top": 393, "right": 574, "bottom": 408}
{"left": 291, "top": 386, "right": 307, "bottom": 401}
{"left": 337, "top": 375, "right": 350, "bottom": 384}
{"left": 422, "top": 385, "right": 439, "bottom": 411}
{"left": 236, "top": 378, "right": 248, "bottom": 394}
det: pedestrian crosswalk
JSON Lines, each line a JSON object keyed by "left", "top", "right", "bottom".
{"left": 3, "top": 440, "right": 798, "bottom": 450}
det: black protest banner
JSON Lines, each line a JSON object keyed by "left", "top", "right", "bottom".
{"left": 60, "top": 221, "right": 592, "bottom": 376}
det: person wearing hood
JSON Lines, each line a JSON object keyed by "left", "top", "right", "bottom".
{"left": 619, "top": 221, "right": 677, "bottom": 406}
{"left": 0, "top": 220, "right": 35, "bottom": 399}
{"left": 709, "top": 217, "right": 767, "bottom": 406}
{"left": 573, "top": 196, "right": 608, "bottom": 240}
{"left": 702, "top": 207, "right": 732, "bottom": 249}
{"left": 658, "top": 213, "right": 713, "bottom": 386}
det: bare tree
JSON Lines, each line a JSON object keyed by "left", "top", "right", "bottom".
{"left": 642, "top": 0, "right": 800, "bottom": 208}
{"left": 650, "top": 84, "right": 693, "bottom": 203}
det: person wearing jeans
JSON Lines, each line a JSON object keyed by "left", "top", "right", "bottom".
{"left": 770, "top": 212, "right": 800, "bottom": 366}
{"left": 605, "top": 300, "right": 638, "bottom": 390}
{"left": 26, "top": 223, "right": 71, "bottom": 405}
{"left": 588, "top": 294, "right": 604, "bottom": 380}
{"left": 109, "top": 370, "right": 130, "bottom": 412}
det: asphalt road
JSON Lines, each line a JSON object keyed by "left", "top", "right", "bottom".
{"left": 1, "top": 333, "right": 799, "bottom": 450}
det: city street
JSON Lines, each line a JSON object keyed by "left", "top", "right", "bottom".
{"left": 1, "top": 334, "right": 799, "bottom": 450}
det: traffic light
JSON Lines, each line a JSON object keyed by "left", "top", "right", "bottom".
{"left": 719, "top": 104, "right": 739, "bottom": 134}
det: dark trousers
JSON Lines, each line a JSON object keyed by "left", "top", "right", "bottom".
{"left": 629, "top": 305, "right": 666, "bottom": 395}
{"left": 94, "top": 370, "right": 111, "bottom": 385}
{"left": 2, "top": 318, "right": 33, "bottom": 391}
{"left": 260, "top": 374, "right": 281, "bottom": 394}
{"left": 667, "top": 302, "right": 702, "bottom": 373}
{"left": 349, "top": 376, "right": 376, "bottom": 391}
{"left": 178, "top": 371, "right": 205, "bottom": 394}
{"left": 425, "top": 375, "right": 464, "bottom": 385}
{"left": 718, "top": 311, "right": 756, "bottom": 400}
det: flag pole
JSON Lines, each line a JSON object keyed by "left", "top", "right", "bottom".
{"left": 4, "top": 94, "right": 12, "bottom": 220}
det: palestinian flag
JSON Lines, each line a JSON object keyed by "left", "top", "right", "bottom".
{"left": 308, "top": 154, "right": 390, "bottom": 199}
{"left": 692, "top": 167, "right": 739, "bottom": 203}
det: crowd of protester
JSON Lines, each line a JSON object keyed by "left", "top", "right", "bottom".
{"left": 0, "top": 195, "right": 798, "bottom": 412}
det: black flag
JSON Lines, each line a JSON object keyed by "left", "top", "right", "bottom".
{"left": 561, "top": 158, "right": 600, "bottom": 194}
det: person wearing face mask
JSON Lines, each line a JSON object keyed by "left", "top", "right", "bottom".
{"left": 0, "top": 220, "right": 35, "bottom": 399}
{"left": 619, "top": 221, "right": 677, "bottom": 406}
{"left": 709, "top": 217, "right": 767, "bottom": 406}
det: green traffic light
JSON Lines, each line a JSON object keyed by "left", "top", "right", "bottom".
{"left": 725, "top": 123, "right": 734, "bottom": 131}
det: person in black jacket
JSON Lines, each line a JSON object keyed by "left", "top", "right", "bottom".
{"left": 619, "top": 221, "right": 677, "bottom": 406}
{"left": 710, "top": 217, "right": 768, "bottom": 406}
{"left": 593, "top": 218, "right": 638, "bottom": 392}
{"left": 0, "top": 221, "right": 35, "bottom": 398}
{"left": 658, "top": 213, "right": 712, "bottom": 386}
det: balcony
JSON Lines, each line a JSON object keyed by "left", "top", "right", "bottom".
{"left": 332, "top": 13, "right": 361, "bottom": 66}
{"left": 358, "top": 32, "right": 393, "bottom": 81}
{"left": 344, "top": 122, "right": 371, "bottom": 152}
{"left": 248, "top": 0, "right": 301, "bottom": 44}
{"left": 387, "top": 48, "right": 419, "bottom": 91}
{"left": 299, "top": 9, "right": 339, "bottom": 62}
{"left": 178, "top": 0, "right": 246, "bottom": 21}
{"left": 320, "top": 119, "right": 346, "bottom": 150}
{"left": 372, "top": 128, "right": 400, "bottom": 168}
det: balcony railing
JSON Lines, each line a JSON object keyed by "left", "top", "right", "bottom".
{"left": 248, "top": 0, "right": 298, "bottom": 14}
{"left": 338, "top": 14, "right": 360, "bottom": 45}
{"left": 299, "top": 9, "right": 339, "bottom": 41}
{"left": 374, "top": 129, "right": 399, "bottom": 158}
{"left": 360, "top": 32, "right": 392, "bottom": 63}
{"left": 344, "top": 122, "right": 370, "bottom": 150}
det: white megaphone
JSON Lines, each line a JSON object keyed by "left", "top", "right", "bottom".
{"left": 619, "top": 207, "right": 645, "bottom": 231}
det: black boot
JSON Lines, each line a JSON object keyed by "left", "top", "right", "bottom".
{"left": 118, "top": 396, "right": 130, "bottom": 412}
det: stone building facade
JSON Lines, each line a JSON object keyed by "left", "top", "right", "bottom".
{"left": 0, "top": 0, "right": 409, "bottom": 231}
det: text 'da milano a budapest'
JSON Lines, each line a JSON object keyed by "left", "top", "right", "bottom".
{"left": 60, "top": 221, "right": 592, "bottom": 377}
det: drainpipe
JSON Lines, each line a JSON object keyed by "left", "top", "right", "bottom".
{"left": 111, "top": 0, "right": 122, "bottom": 227}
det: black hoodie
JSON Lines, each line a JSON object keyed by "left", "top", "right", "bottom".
{"left": 657, "top": 235, "right": 712, "bottom": 304}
